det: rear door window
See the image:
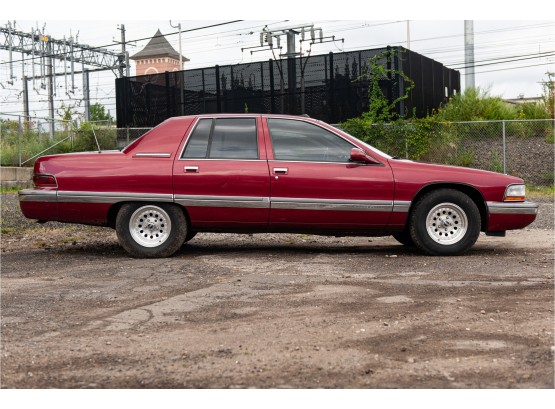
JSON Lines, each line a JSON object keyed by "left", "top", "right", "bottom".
{"left": 182, "top": 118, "right": 258, "bottom": 160}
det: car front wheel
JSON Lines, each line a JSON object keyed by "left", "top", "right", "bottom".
{"left": 409, "top": 189, "right": 481, "bottom": 256}
{"left": 116, "top": 203, "right": 187, "bottom": 258}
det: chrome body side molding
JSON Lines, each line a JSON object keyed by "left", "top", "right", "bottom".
{"left": 20, "top": 189, "right": 413, "bottom": 214}
{"left": 271, "top": 197, "right": 393, "bottom": 212}
{"left": 174, "top": 195, "right": 271, "bottom": 209}
{"left": 57, "top": 191, "right": 174, "bottom": 204}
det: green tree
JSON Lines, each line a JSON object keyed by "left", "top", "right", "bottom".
{"left": 89, "top": 103, "right": 113, "bottom": 122}
{"left": 57, "top": 102, "right": 79, "bottom": 132}
{"left": 540, "top": 72, "right": 554, "bottom": 119}
{"left": 57, "top": 102, "right": 79, "bottom": 122}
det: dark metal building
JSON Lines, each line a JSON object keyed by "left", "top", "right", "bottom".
{"left": 116, "top": 46, "right": 460, "bottom": 128}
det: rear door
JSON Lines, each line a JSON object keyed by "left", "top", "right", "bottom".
{"left": 173, "top": 116, "right": 271, "bottom": 229}
{"left": 265, "top": 117, "right": 395, "bottom": 230}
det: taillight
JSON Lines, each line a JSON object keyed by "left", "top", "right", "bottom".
{"left": 33, "top": 174, "right": 58, "bottom": 188}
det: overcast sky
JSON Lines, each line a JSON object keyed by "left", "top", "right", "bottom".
{"left": 1, "top": 1, "right": 554, "bottom": 121}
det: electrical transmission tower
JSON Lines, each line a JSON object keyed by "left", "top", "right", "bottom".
{"left": 1, "top": 23, "right": 126, "bottom": 136}
{"left": 242, "top": 23, "right": 343, "bottom": 114}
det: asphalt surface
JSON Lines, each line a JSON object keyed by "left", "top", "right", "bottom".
{"left": 1, "top": 193, "right": 553, "bottom": 388}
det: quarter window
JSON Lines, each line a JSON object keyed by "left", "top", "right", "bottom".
{"left": 182, "top": 118, "right": 258, "bottom": 160}
{"left": 182, "top": 118, "right": 211, "bottom": 158}
{"left": 268, "top": 118, "right": 353, "bottom": 163}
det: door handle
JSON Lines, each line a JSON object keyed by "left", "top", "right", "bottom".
{"left": 273, "top": 167, "right": 288, "bottom": 175}
{"left": 184, "top": 166, "right": 199, "bottom": 173}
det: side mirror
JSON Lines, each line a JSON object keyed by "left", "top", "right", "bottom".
{"left": 350, "top": 148, "right": 380, "bottom": 164}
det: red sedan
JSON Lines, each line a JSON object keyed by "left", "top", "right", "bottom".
{"left": 19, "top": 114, "right": 538, "bottom": 258}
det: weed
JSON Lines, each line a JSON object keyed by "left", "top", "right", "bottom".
{"left": 527, "top": 184, "right": 555, "bottom": 197}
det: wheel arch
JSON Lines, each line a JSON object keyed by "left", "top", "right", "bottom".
{"left": 409, "top": 183, "right": 488, "bottom": 232}
{"left": 107, "top": 201, "right": 192, "bottom": 230}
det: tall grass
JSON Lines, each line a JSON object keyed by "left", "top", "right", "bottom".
{"left": 0, "top": 124, "right": 117, "bottom": 167}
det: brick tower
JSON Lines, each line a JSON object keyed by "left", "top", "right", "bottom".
{"left": 130, "top": 29, "right": 189, "bottom": 75}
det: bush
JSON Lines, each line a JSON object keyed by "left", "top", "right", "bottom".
{"left": 73, "top": 122, "right": 117, "bottom": 152}
{"left": 436, "top": 87, "right": 517, "bottom": 121}
{"left": 0, "top": 122, "right": 117, "bottom": 167}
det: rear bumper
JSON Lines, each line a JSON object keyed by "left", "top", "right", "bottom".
{"left": 18, "top": 188, "right": 58, "bottom": 221}
{"left": 486, "top": 201, "right": 539, "bottom": 231}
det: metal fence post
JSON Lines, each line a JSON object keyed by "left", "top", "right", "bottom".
{"left": 18, "top": 115, "right": 22, "bottom": 167}
{"left": 502, "top": 119, "right": 506, "bottom": 174}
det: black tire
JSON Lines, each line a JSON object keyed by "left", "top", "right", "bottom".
{"left": 392, "top": 230, "right": 415, "bottom": 247}
{"left": 184, "top": 231, "right": 197, "bottom": 242}
{"left": 115, "top": 203, "right": 187, "bottom": 258}
{"left": 181, "top": 230, "right": 197, "bottom": 247}
{"left": 409, "top": 189, "right": 481, "bottom": 256}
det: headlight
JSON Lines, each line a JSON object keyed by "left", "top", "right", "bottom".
{"left": 504, "top": 184, "right": 525, "bottom": 201}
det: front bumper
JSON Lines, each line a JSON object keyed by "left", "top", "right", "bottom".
{"left": 486, "top": 201, "right": 539, "bottom": 231}
{"left": 487, "top": 201, "right": 539, "bottom": 215}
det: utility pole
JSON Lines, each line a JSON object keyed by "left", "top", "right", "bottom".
{"left": 252, "top": 24, "right": 336, "bottom": 115}
{"left": 45, "top": 35, "right": 55, "bottom": 138}
{"left": 406, "top": 20, "right": 411, "bottom": 49}
{"left": 170, "top": 21, "right": 185, "bottom": 115}
{"left": 170, "top": 21, "right": 183, "bottom": 70}
{"left": 285, "top": 30, "right": 297, "bottom": 114}
{"left": 23, "top": 76, "right": 29, "bottom": 132}
{"left": 83, "top": 69, "right": 90, "bottom": 121}
{"left": 464, "top": 20, "right": 475, "bottom": 90}
{"left": 7, "top": 21, "right": 15, "bottom": 84}
{"left": 115, "top": 24, "right": 130, "bottom": 77}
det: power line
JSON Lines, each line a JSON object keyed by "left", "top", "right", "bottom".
{"left": 450, "top": 51, "right": 555, "bottom": 69}
{"left": 0, "top": 20, "right": 244, "bottom": 66}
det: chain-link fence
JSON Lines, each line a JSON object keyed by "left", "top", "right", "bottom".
{"left": 0, "top": 114, "right": 121, "bottom": 167}
{"left": 2, "top": 114, "right": 554, "bottom": 186}
{"left": 342, "top": 119, "right": 554, "bottom": 186}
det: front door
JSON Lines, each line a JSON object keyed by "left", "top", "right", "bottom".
{"left": 265, "top": 118, "right": 395, "bottom": 230}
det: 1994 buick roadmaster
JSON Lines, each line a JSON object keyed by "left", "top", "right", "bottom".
{"left": 19, "top": 114, "right": 539, "bottom": 258}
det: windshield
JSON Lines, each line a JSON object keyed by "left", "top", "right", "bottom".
{"left": 327, "top": 124, "right": 393, "bottom": 160}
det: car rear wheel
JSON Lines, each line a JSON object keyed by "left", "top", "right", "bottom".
{"left": 116, "top": 203, "right": 187, "bottom": 258}
{"left": 409, "top": 189, "right": 481, "bottom": 256}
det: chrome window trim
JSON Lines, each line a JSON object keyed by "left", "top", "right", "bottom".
{"left": 268, "top": 159, "right": 352, "bottom": 166}
{"left": 179, "top": 116, "right": 260, "bottom": 161}
{"left": 178, "top": 158, "right": 266, "bottom": 162}
{"left": 266, "top": 117, "right": 383, "bottom": 165}
{"left": 487, "top": 201, "right": 539, "bottom": 215}
{"left": 267, "top": 159, "right": 382, "bottom": 166}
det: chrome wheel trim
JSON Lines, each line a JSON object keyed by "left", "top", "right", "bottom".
{"left": 425, "top": 202, "right": 468, "bottom": 246}
{"left": 129, "top": 205, "right": 172, "bottom": 248}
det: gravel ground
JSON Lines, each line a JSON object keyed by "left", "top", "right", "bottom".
{"left": 1, "top": 192, "right": 553, "bottom": 389}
